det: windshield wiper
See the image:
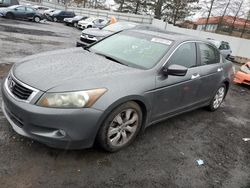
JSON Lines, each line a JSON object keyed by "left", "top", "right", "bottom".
{"left": 95, "top": 52, "right": 128, "bottom": 66}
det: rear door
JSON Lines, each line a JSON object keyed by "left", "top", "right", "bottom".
{"left": 152, "top": 42, "right": 203, "bottom": 121}
{"left": 196, "top": 42, "right": 224, "bottom": 101}
{"left": 25, "top": 7, "right": 35, "bottom": 20}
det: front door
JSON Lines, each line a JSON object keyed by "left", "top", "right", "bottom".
{"left": 152, "top": 42, "right": 202, "bottom": 121}
{"left": 14, "top": 6, "right": 26, "bottom": 19}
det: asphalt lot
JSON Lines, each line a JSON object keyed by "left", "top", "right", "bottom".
{"left": 0, "top": 18, "right": 250, "bottom": 188}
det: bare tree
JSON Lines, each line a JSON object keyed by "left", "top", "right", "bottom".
{"left": 229, "top": 0, "right": 244, "bottom": 35}
{"left": 240, "top": 10, "right": 250, "bottom": 37}
{"left": 216, "top": 0, "right": 231, "bottom": 32}
{"left": 154, "top": 0, "right": 164, "bottom": 19}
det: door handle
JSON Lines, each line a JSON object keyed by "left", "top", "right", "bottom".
{"left": 191, "top": 74, "right": 200, "bottom": 80}
{"left": 217, "top": 67, "right": 223, "bottom": 72}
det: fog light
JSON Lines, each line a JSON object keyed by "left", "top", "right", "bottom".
{"left": 56, "top": 129, "right": 66, "bottom": 137}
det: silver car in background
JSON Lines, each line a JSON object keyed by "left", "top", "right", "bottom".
{"left": 207, "top": 39, "right": 233, "bottom": 60}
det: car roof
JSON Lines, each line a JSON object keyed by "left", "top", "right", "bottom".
{"left": 128, "top": 29, "right": 205, "bottom": 43}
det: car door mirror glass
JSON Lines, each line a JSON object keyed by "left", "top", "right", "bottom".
{"left": 163, "top": 64, "right": 188, "bottom": 76}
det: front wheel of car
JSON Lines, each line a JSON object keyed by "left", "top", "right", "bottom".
{"left": 74, "top": 22, "right": 78, "bottom": 27}
{"left": 207, "top": 84, "right": 226, "bottom": 111}
{"left": 53, "top": 17, "right": 57, "bottom": 22}
{"left": 34, "top": 16, "right": 41, "bottom": 23}
{"left": 6, "top": 12, "right": 14, "bottom": 19}
{"left": 97, "top": 102, "right": 143, "bottom": 152}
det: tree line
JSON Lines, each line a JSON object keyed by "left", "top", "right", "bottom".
{"left": 200, "top": 0, "right": 250, "bottom": 37}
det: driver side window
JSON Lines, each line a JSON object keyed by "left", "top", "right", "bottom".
{"left": 16, "top": 6, "right": 26, "bottom": 12}
{"left": 168, "top": 42, "right": 197, "bottom": 68}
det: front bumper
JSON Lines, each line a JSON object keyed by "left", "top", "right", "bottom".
{"left": 77, "top": 24, "right": 86, "bottom": 30}
{"left": 76, "top": 40, "right": 87, "bottom": 47}
{"left": 1, "top": 82, "right": 104, "bottom": 149}
{"left": 234, "top": 71, "right": 250, "bottom": 85}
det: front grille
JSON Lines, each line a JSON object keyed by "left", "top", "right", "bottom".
{"left": 7, "top": 76, "right": 33, "bottom": 100}
{"left": 80, "top": 38, "right": 95, "bottom": 44}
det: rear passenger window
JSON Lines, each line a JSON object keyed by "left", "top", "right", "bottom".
{"left": 168, "top": 43, "right": 196, "bottom": 68}
{"left": 199, "top": 43, "right": 220, "bottom": 65}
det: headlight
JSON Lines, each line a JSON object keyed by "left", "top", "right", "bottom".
{"left": 96, "top": 36, "right": 104, "bottom": 40}
{"left": 37, "top": 88, "right": 107, "bottom": 108}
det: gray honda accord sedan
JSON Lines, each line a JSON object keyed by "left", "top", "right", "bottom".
{"left": 1, "top": 29, "right": 234, "bottom": 152}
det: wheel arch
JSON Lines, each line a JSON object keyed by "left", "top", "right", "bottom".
{"left": 222, "top": 79, "right": 230, "bottom": 96}
{"left": 93, "top": 95, "right": 150, "bottom": 142}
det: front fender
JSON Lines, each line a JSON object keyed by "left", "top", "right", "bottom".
{"left": 93, "top": 95, "right": 152, "bottom": 141}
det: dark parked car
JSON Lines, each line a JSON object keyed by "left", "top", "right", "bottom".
{"left": 0, "top": 0, "right": 19, "bottom": 7}
{"left": 0, "top": 5, "right": 44, "bottom": 22}
{"left": 1, "top": 29, "right": 234, "bottom": 152}
{"left": 49, "top": 10, "right": 75, "bottom": 22}
{"left": 76, "top": 22, "right": 165, "bottom": 47}
{"left": 64, "top": 15, "right": 88, "bottom": 27}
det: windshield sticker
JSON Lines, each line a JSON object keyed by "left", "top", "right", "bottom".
{"left": 151, "top": 38, "right": 172, "bottom": 45}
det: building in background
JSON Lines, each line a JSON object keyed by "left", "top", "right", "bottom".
{"left": 196, "top": 16, "right": 250, "bottom": 33}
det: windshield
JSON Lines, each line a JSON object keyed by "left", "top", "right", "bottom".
{"left": 74, "top": 16, "right": 83, "bottom": 19}
{"left": 103, "top": 22, "right": 138, "bottom": 32}
{"left": 53, "top": 10, "right": 61, "bottom": 14}
{"left": 89, "top": 31, "right": 172, "bottom": 69}
{"left": 8, "top": 5, "right": 20, "bottom": 9}
{"left": 84, "top": 17, "right": 96, "bottom": 22}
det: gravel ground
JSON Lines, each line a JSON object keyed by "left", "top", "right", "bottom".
{"left": 0, "top": 18, "right": 250, "bottom": 188}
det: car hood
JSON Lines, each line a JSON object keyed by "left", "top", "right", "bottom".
{"left": 78, "top": 20, "right": 91, "bottom": 25}
{"left": 82, "top": 28, "right": 113, "bottom": 37}
{"left": 0, "top": 8, "right": 8, "bottom": 13}
{"left": 12, "top": 48, "right": 141, "bottom": 92}
{"left": 65, "top": 17, "right": 73, "bottom": 21}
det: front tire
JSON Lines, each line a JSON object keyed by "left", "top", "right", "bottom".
{"left": 53, "top": 17, "right": 57, "bottom": 22}
{"left": 6, "top": 12, "right": 14, "bottom": 19}
{"left": 97, "top": 102, "right": 143, "bottom": 152}
{"left": 33, "top": 16, "right": 41, "bottom": 23}
{"left": 207, "top": 84, "right": 226, "bottom": 111}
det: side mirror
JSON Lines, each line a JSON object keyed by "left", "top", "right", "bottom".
{"left": 163, "top": 64, "right": 188, "bottom": 76}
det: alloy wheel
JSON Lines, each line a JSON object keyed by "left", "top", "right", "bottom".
{"left": 213, "top": 87, "right": 225, "bottom": 109}
{"left": 107, "top": 109, "right": 139, "bottom": 147}
{"left": 34, "top": 17, "right": 40, "bottom": 23}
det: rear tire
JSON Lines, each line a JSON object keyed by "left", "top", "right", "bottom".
{"left": 87, "top": 25, "right": 92, "bottom": 28}
{"left": 74, "top": 22, "right": 78, "bottom": 27}
{"left": 6, "top": 12, "right": 14, "bottom": 19}
{"left": 97, "top": 102, "right": 143, "bottom": 152}
{"left": 207, "top": 84, "right": 226, "bottom": 111}
{"left": 53, "top": 17, "right": 57, "bottom": 22}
